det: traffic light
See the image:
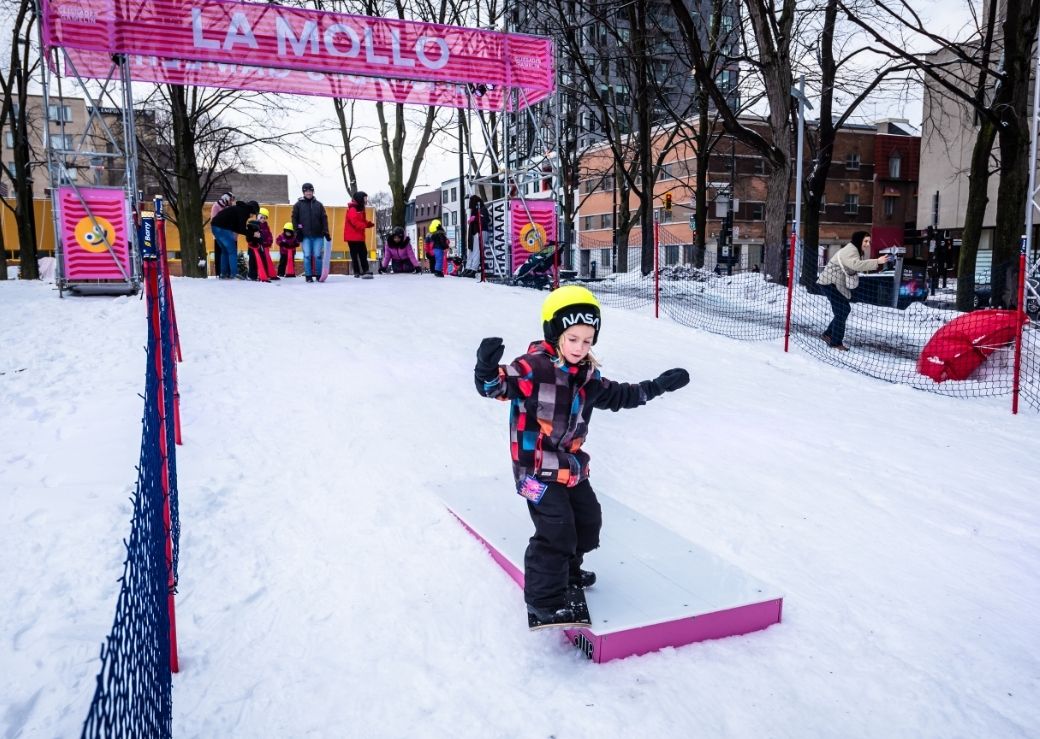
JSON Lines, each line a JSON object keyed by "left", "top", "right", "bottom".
{"left": 664, "top": 192, "right": 673, "bottom": 212}
{"left": 719, "top": 212, "right": 732, "bottom": 247}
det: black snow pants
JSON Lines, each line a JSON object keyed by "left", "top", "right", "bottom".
{"left": 348, "top": 241, "right": 369, "bottom": 276}
{"left": 523, "top": 479, "right": 602, "bottom": 610}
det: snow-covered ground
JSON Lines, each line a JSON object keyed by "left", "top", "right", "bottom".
{"left": 2, "top": 275, "right": 1038, "bottom": 738}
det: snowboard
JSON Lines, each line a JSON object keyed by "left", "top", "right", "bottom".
{"left": 527, "top": 585, "right": 592, "bottom": 631}
{"left": 247, "top": 245, "right": 270, "bottom": 282}
{"left": 318, "top": 238, "right": 332, "bottom": 282}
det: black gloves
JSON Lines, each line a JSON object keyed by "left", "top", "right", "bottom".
{"left": 643, "top": 368, "right": 690, "bottom": 400}
{"left": 476, "top": 337, "right": 505, "bottom": 374}
{"left": 655, "top": 368, "right": 689, "bottom": 393}
{"left": 474, "top": 337, "right": 505, "bottom": 394}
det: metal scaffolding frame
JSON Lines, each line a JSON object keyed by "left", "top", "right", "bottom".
{"left": 35, "top": 28, "right": 143, "bottom": 297}
{"left": 464, "top": 56, "right": 564, "bottom": 279}
{"left": 1024, "top": 21, "right": 1040, "bottom": 314}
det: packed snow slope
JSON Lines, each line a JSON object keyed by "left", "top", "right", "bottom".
{"left": 1, "top": 276, "right": 1038, "bottom": 738}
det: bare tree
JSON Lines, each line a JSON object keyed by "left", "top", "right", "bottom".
{"left": 671, "top": 0, "right": 800, "bottom": 283}
{"left": 136, "top": 86, "right": 307, "bottom": 277}
{"left": 840, "top": 0, "right": 1039, "bottom": 310}
{"left": 0, "top": 0, "right": 40, "bottom": 279}
{"left": 320, "top": 0, "right": 458, "bottom": 229}
{"left": 799, "top": 0, "right": 912, "bottom": 286}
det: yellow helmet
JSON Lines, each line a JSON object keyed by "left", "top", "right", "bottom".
{"left": 259, "top": 207, "right": 270, "bottom": 218}
{"left": 282, "top": 222, "right": 294, "bottom": 231}
{"left": 429, "top": 219, "right": 441, "bottom": 234}
{"left": 541, "top": 285, "right": 602, "bottom": 344}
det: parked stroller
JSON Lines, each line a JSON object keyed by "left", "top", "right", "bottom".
{"left": 510, "top": 243, "right": 559, "bottom": 289}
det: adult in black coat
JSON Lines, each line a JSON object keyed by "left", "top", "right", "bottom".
{"left": 211, "top": 200, "right": 260, "bottom": 279}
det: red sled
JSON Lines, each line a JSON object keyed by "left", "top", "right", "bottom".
{"left": 917, "top": 309, "right": 1027, "bottom": 382}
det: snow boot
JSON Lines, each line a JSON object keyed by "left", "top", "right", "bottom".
{"left": 527, "top": 602, "right": 576, "bottom": 629}
{"left": 569, "top": 569, "right": 596, "bottom": 589}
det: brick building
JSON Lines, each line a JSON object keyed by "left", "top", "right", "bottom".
{"left": 574, "top": 117, "right": 920, "bottom": 274}
{"left": 413, "top": 189, "right": 442, "bottom": 246}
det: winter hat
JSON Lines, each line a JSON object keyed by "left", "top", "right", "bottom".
{"left": 392, "top": 226, "right": 405, "bottom": 238}
{"left": 282, "top": 222, "right": 295, "bottom": 232}
{"left": 541, "top": 285, "right": 602, "bottom": 345}
{"left": 302, "top": 182, "right": 314, "bottom": 192}
{"left": 353, "top": 191, "right": 368, "bottom": 204}
{"left": 245, "top": 200, "right": 260, "bottom": 214}
{"left": 429, "top": 219, "right": 442, "bottom": 234}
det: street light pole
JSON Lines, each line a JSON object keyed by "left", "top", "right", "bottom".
{"left": 791, "top": 76, "right": 810, "bottom": 283}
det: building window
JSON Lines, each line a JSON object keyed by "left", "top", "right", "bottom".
{"left": 888, "top": 153, "right": 902, "bottom": 179}
{"left": 600, "top": 248, "right": 611, "bottom": 267}
{"left": 58, "top": 163, "right": 77, "bottom": 183}
{"left": 751, "top": 203, "right": 764, "bottom": 220}
{"left": 845, "top": 152, "right": 861, "bottom": 170}
{"left": 753, "top": 158, "right": 766, "bottom": 175}
{"left": 583, "top": 215, "right": 593, "bottom": 230}
{"left": 450, "top": 187, "right": 457, "bottom": 202}
{"left": 5, "top": 162, "right": 16, "bottom": 178}
{"left": 600, "top": 213, "right": 613, "bottom": 229}
{"left": 844, "top": 194, "right": 860, "bottom": 214}
{"left": 883, "top": 196, "right": 896, "bottom": 217}
{"left": 659, "top": 163, "right": 673, "bottom": 180}
{"left": 4, "top": 131, "right": 13, "bottom": 149}
{"left": 660, "top": 208, "right": 673, "bottom": 223}
{"left": 48, "top": 105, "right": 72, "bottom": 122}
{"left": 52, "top": 134, "right": 75, "bottom": 150}
{"left": 665, "top": 244, "right": 680, "bottom": 265}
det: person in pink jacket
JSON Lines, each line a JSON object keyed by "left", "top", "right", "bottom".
{"left": 342, "top": 191, "right": 375, "bottom": 278}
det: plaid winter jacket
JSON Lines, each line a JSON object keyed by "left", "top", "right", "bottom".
{"left": 478, "top": 340, "right": 653, "bottom": 488}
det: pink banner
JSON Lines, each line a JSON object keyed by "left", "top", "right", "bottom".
{"left": 58, "top": 186, "right": 132, "bottom": 280}
{"left": 43, "top": 0, "right": 553, "bottom": 109}
{"left": 510, "top": 199, "right": 556, "bottom": 272}
{"left": 63, "top": 48, "right": 552, "bottom": 111}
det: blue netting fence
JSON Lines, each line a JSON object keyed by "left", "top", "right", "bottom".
{"left": 82, "top": 262, "right": 179, "bottom": 738}
{"left": 544, "top": 230, "right": 1039, "bottom": 411}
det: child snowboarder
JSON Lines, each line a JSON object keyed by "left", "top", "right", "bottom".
{"left": 244, "top": 214, "right": 268, "bottom": 281}
{"left": 473, "top": 285, "right": 689, "bottom": 628}
{"left": 429, "top": 219, "right": 449, "bottom": 277}
{"left": 248, "top": 207, "right": 279, "bottom": 281}
{"left": 277, "top": 222, "right": 299, "bottom": 278}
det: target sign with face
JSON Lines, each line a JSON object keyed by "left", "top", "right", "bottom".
{"left": 73, "top": 216, "right": 115, "bottom": 253}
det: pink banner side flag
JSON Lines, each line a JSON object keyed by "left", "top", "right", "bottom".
{"left": 510, "top": 199, "right": 557, "bottom": 271}
{"left": 43, "top": 0, "right": 554, "bottom": 109}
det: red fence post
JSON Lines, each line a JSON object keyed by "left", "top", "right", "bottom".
{"left": 155, "top": 202, "right": 182, "bottom": 445}
{"left": 145, "top": 259, "right": 179, "bottom": 673}
{"left": 1012, "top": 237, "right": 1027, "bottom": 414}
{"left": 477, "top": 213, "right": 486, "bottom": 283}
{"left": 784, "top": 231, "right": 797, "bottom": 352}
